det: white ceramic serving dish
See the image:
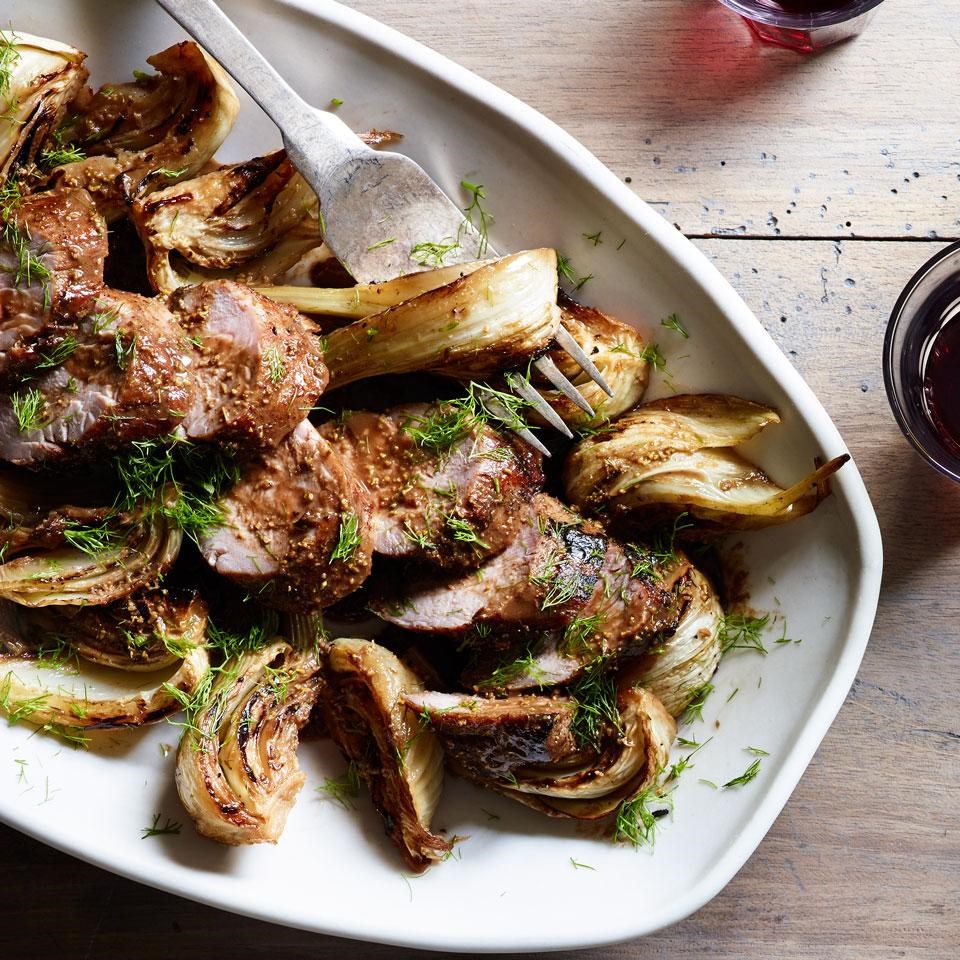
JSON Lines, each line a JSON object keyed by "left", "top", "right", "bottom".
{"left": 0, "top": 0, "right": 882, "bottom": 952}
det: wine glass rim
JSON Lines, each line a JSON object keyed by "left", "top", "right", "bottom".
{"left": 716, "top": 0, "right": 887, "bottom": 28}
{"left": 883, "top": 239, "right": 960, "bottom": 484}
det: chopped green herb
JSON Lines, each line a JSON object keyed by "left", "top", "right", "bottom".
{"left": 614, "top": 781, "right": 672, "bottom": 849}
{"left": 402, "top": 382, "right": 533, "bottom": 453}
{"left": 114, "top": 330, "right": 137, "bottom": 371}
{"left": 401, "top": 521, "right": 435, "bottom": 551}
{"left": 90, "top": 305, "right": 120, "bottom": 334}
{"left": 141, "top": 813, "right": 182, "bottom": 838}
{"left": 63, "top": 520, "right": 122, "bottom": 557}
{"left": 11, "top": 388, "right": 49, "bottom": 433}
{"left": 660, "top": 313, "right": 689, "bottom": 338}
{"left": 161, "top": 633, "right": 195, "bottom": 661}
{"left": 445, "top": 515, "right": 489, "bottom": 549}
{"left": 0, "top": 31, "right": 22, "bottom": 120}
{"left": 34, "top": 633, "right": 78, "bottom": 672}
{"left": 481, "top": 808, "right": 500, "bottom": 821}
{"left": 478, "top": 649, "right": 545, "bottom": 691}
{"left": 205, "top": 612, "right": 279, "bottom": 660}
{"left": 638, "top": 343, "right": 666, "bottom": 369}
{"left": 0, "top": 178, "right": 21, "bottom": 219}
{"left": 718, "top": 613, "right": 770, "bottom": 656}
{"left": 40, "top": 144, "right": 85, "bottom": 168}
{"left": 745, "top": 746, "right": 770, "bottom": 757}
{"left": 411, "top": 238, "right": 460, "bottom": 267}
{"left": 35, "top": 335, "right": 78, "bottom": 370}
{"left": 366, "top": 237, "right": 396, "bottom": 251}
{"left": 263, "top": 664, "right": 293, "bottom": 703}
{"left": 153, "top": 166, "right": 187, "bottom": 180}
{"left": 330, "top": 512, "right": 361, "bottom": 563}
{"left": 329, "top": 97, "right": 343, "bottom": 107}
{"left": 460, "top": 179, "right": 494, "bottom": 256}
{"left": 570, "top": 857, "right": 596, "bottom": 870}
{"left": 1, "top": 215, "right": 53, "bottom": 298}
{"left": 627, "top": 512, "right": 693, "bottom": 581}
{"left": 722, "top": 758, "right": 762, "bottom": 789}
{"left": 556, "top": 252, "right": 593, "bottom": 291}
{"left": 263, "top": 344, "right": 286, "bottom": 383}
{"left": 570, "top": 657, "right": 622, "bottom": 751}
{"left": 561, "top": 612, "right": 605, "bottom": 656}
{"left": 681, "top": 681, "right": 715, "bottom": 724}
{"left": 111, "top": 435, "right": 240, "bottom": 541}
{"left": 583, "top": 230, "right": 603, "bottom": 246}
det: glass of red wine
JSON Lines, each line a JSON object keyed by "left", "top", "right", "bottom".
{"left": 885, "top": 243, "right": 960, "bottom": 484}
{"left": 716, "top": 1, "right": 886, "bottom": 52}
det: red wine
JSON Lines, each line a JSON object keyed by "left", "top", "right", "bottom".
{"left": 754, "top": 1, "right": 857, "bottom": 11}
{"left": 923, "top": 317, "right": 960, "bottom": 453}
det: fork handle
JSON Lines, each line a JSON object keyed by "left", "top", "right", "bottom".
{"left": 154, "top": 0, "right": 370, "bottom": 184}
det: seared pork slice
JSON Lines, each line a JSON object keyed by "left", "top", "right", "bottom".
{"left": 199, "top": 420, "right": 372, "bottom": 611}
{"left": 407, "top": 684, "right": 676, "bottom": 822}
{"left": 459, "top": 549, "right": 686, "bottom": 693}
{"left": 0, "top": 188, "right": 107, "bottom": 368}
{"left": 320, "top": 404, "right": 543, "bottom": 569}
{"left": 0, "top": 290, "right": 193, "bottom": 465}
{"left": 372, "top": 494, "right": 606, "bottom": 632}
{"left": 584, "top": 541, "right": 685, "bottom": 652}
{"left": 402, "top": 691, "right": 585, "bottom": 782}
{"left": 171, "top": 280, "right": 328, "bottom": 448}
{"left": 458, "top": 545, "right": 686, "bottom": 693}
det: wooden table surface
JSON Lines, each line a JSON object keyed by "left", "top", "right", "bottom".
{"left": 4, "top": 1, "right": 959, "bottom": 957}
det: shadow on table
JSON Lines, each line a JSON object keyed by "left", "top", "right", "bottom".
{"left": 618, "top": 0, "right": 852, "bottom": 123}
{"left": 872, "top": 438, "right": 960, "bottom": 594}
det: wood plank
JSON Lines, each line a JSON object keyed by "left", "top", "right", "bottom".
{"left": 4, "top": 239, "right": 958, "bottom": 957}
{"left": 348, "top": 0, "right": 960, "bottom": 240}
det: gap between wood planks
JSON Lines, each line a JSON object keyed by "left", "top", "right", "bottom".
{"left": 685, "top": 234, "right": 960, "bottom": 243}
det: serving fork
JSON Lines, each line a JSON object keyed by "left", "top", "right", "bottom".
{"left": 154, "top": 0, "right": 612, "bottom": 454}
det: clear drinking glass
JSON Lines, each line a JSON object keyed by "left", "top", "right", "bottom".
{"left": 884, "top": 242, "right": 960, "bottom": 485}
{"left": 716, "top": 1, "right": 886, "bottom": 52}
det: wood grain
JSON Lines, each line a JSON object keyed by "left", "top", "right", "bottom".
{"left": 4, "top": 2, "right": 960, "bottom": 958}
{"left": 348, "top": 0, "right": 960, "bottom": 241}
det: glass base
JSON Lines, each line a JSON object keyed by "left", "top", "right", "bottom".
{"left": 742, "top": 10, "right": 877, "bottom": 51}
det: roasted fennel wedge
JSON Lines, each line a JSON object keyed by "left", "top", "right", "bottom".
{"left": 130, "top": 150, "right": 321, "bottom": 295}
{"left": 625, "top": 566, "right": 723, "bottom": 717}
{"left": 0, "top": 510, "right": 182, "bottom": 606}
{"left": 529, "top": 299, "right": 653, "bottom": 429}
{"left": 321, "top": 249, "right": 560, "bottom": 387}
{"left": 565, "top": 394, "right": 849, "bottom": 531}
{"left": 321, "top": 638, "right": 451, "bottom": 871}
{"left": 43, "top": 41, "right": 239, "bottom": 220}
{"left": 258, "top": 259, "right": 492, "bottom": 319}
{"left": 0, "top": 598, "right": 210, "bottom": 735}
{"left": 175, "top": 639, "right": 322, "bottom": 845}
{"left": 0, "top": 30, "right": 88, "bottom": 182}
{"left": 36, "top": 588, "right": 209, "bottom": 672}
